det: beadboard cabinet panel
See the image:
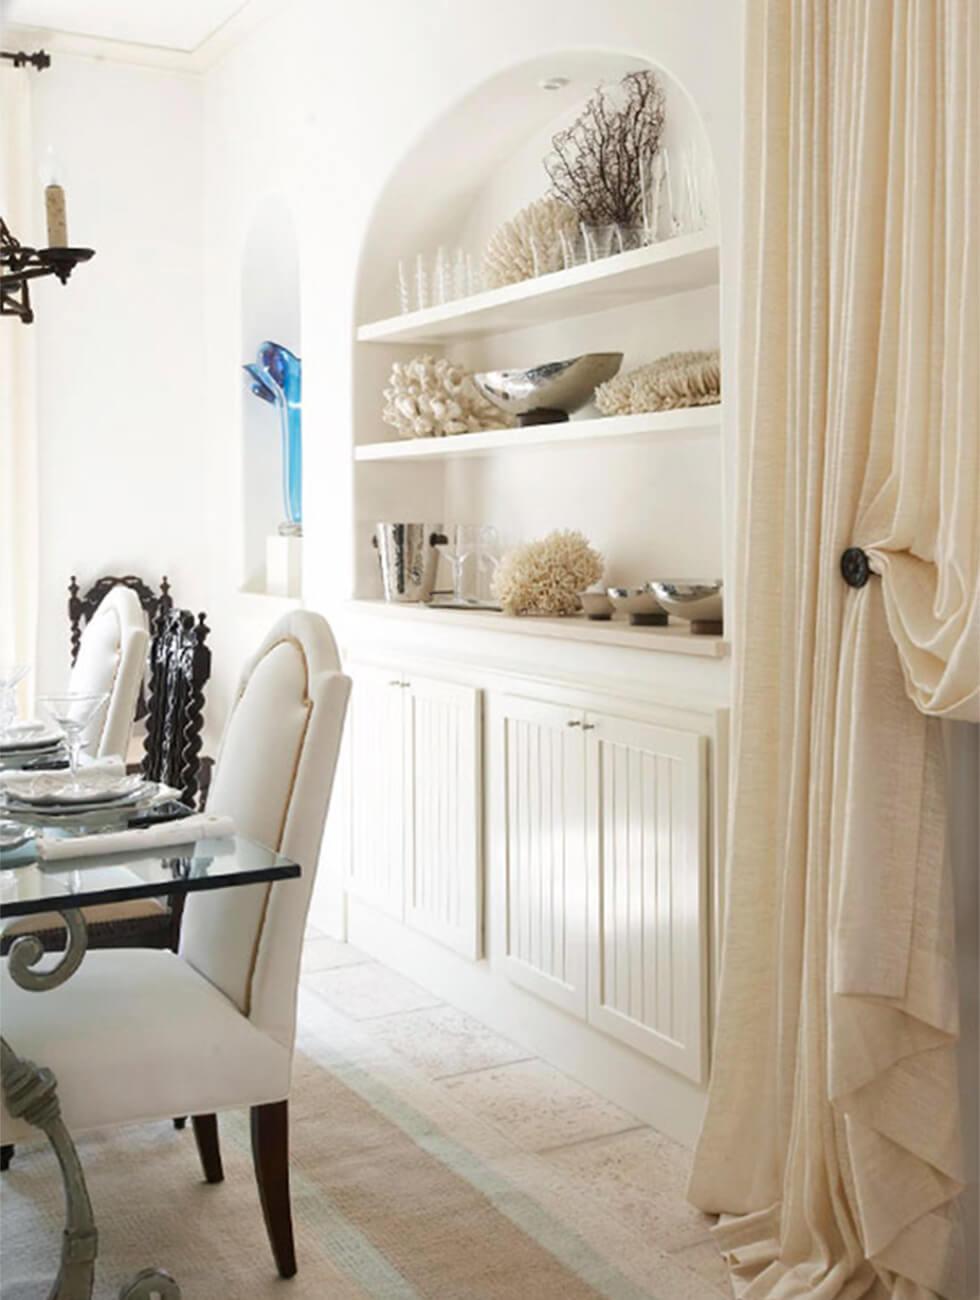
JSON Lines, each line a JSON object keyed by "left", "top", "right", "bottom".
{"left": 405, "top": 675, "right": 482, "bottom": 959}
{"left": 347, "top": 665, "right": 408, "bottom": 917}
{"left": 586, "top": 714, "right": 707, "bottom": 1082}
{"left": 488, "top": 695, "right": 588, "bottom": 1018}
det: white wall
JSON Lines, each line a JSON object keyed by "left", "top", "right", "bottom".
{"left": 25, "top": 55, "right": 206, "bottom": 702}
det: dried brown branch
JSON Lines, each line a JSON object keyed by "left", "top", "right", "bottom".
{"left": 545, "top": 70, "right": 666, "bottom": 225}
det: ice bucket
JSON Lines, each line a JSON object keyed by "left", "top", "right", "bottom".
{"left": 373, "top": 522, "right": 446, "bottom": 603}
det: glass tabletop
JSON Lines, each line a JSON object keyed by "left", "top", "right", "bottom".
{"left": 0, "top": 832, "right": 299, "bottom": 920}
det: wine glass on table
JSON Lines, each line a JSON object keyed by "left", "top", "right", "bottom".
{"left": 0, "top": 665, "right": 29, "bottom": 740}
{"left": 36, "top": 692, "right": 108, "bottom": 792}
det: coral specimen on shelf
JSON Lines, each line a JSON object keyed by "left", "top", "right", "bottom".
{"left": 545, "top": 70, "right": 667, "bottom": 226}
{"left": 482, "top": 197, "right": 580, "bottom": 288}
{"left": 594, "top": 349, "right": 721, "bottom": 415}
{"left": 382, "top": 354, "right": 515, "bottom": 439}
{"left": 492, "top": 529, "right": 604, "bottom": 617}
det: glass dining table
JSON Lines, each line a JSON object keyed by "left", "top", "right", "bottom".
{"left": 0, "top": 805, "right": 300, "bottom": 1300}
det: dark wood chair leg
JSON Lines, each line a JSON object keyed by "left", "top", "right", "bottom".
{"left": 250, "top": 1100, "right": 296, "bottom": 1279}
{"left": 191, "top": 1113, "right": 224, "bottom": 1184}
{"left": 173, "top": 1117, "right": 187, "bottom": 1130}
{"left": 0, "top": 1144, "right": 12, "bottom": 1171}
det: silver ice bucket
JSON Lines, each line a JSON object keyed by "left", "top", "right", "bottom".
{"left": 373, "top": 522, "right": 446, "bottom": 603}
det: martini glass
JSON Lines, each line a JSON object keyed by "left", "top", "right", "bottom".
{"left": 37, "top": 692, "right": 108, "bottom": 791}
{"left": 437, "top": 527, "right": 476, "bottom": 604}
{"left": 0, "top": 664, "right": 29, "bottom": 739}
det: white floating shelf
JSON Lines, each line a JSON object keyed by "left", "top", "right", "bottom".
{"left": 355, "top": 405, "right": 722, "bottom": 462}
{"left": 346, "top": 599, "right": 728, "bottom": 658}
{"left": 356, "top": 231, "right": 719, "bottom": 345}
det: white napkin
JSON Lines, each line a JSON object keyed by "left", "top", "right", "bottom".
{"left": 0, "top": 755, "right": 124, "bottom": 787}
{"left": 35, "top": 813, "right": 236, "bottom": 862}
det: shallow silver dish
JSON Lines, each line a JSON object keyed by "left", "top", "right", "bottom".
{"left": 474, "top": 353, "right": 623, "bottom": 427}
{"left": 647, "top": 580, "right": 724, "bottom": 632}
{"left": 607, "top": 586, "right": 667, "bottom": 627}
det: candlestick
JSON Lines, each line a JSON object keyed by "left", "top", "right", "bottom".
{"left": 45, "top": 183, "right": 68, "bottom": 246}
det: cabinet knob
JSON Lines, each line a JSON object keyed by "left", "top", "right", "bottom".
{"left": 566, "top": 719, "right": 582, "bottom": 728}
{"left": 389, "top": 680, "right": 402, "bottom": 687}
{"left": 582, "top": 723, "right": 596, "bottom": 731}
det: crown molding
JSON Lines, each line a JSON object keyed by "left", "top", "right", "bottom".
{"left": 1, "top": 0, "right": 280, "bottom": 75}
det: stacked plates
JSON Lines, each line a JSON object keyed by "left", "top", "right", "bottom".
{"left": 0, "top": 721, "right": 66, "bottom": 768}
{"left": 1, "top": 771, "right": 157, "bottom": 819}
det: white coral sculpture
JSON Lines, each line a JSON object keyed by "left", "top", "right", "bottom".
{"left": 382, "top": 354, "right": 515, "bottom": 439}
{"left": 594, "top": 349, "right": 721, "bottom": 416}
{"left": 492, "top": 529, "right": 604, "bottom": 617}
{"left": 482, "top": 197, "right": 580, "bottom": 289}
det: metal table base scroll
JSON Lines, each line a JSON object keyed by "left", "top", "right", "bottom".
{"left": 1, "top": 908, "right": 181, "bottom": 1300}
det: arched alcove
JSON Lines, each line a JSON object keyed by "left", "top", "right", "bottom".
{"left": 241, "top": 195, "right": 301, "bottom": 592}
{"left": 352, "top": 49, "right": 721, "bottom": 604}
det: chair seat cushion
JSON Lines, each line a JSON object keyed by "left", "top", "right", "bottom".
{"left": 1, "top": 949, "right": 291, "bottom": 1144}
{"left": 3, "top": 897, "right": 168, "bottom": 936}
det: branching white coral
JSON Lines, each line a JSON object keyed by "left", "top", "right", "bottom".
{"left": 382, "top": 354, "right": 515, "bottom": 439}
{"left": 482, "top": 198, "right": 580, "bottom": 289}
{"left": 594, "top": 350, "right": 721, "bottom": 415}
{"left": 492, "top": 529, "right": 604, "bottom": 617}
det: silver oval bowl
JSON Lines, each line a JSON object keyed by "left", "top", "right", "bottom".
{"left": 646, "top": 580, "right": 723, "bottom": 624}
{"left": 474, "top": 353, "right": 623, "bottom": 425}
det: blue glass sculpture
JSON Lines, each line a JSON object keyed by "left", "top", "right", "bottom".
{"left": 243, "top": 340, "right": 302, "bottom": 536}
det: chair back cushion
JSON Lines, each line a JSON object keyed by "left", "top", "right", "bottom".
{"left": 68, "top": 584, "right": 149, "bottom": 757}
{"left": 179, "top": 612, "right": 349, "bottom": 1048}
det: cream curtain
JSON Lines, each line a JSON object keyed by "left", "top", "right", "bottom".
{"left": 0, "top": 62, "right": 39, "bottom": 707}
{"left": 689, "top": 3, "right": 979, "bottom": 1299}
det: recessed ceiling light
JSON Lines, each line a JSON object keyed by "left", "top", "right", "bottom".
{"left": 539, "top": 76, "right": 570, "bottom": 91}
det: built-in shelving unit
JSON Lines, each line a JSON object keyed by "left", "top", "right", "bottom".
{"left": 355, "top": 405, "right": 722, "bottom": 461}
{"left": 356, "top": 231, "right": 719, "bottom": 345}
{"left": 347, "top": 599, "right": 728, "bottom": 658}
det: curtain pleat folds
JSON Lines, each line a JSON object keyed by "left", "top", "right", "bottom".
{"left": 689, "top": 3, "right": 979, "bottom": 1297}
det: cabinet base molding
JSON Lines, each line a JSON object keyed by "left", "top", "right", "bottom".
{"left": 346, "top": 897, "right": 709, "bottom": 1148}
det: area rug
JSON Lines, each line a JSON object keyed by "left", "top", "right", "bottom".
{"left": 0, "top": 996, "right": 715, "bottom": 1298}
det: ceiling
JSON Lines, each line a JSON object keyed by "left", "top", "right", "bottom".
{"left": 1, "top": 0, "right": 251, "bottom": 52}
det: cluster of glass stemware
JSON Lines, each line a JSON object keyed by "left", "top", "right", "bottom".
{"left": 397, "top": 247, "right": 484, "bottom": 314}
{"left": 1, "top": 663, "right": 108, "bottom": 793}
{"left": 435, "top": 525, "right": 501, "bottom": 605}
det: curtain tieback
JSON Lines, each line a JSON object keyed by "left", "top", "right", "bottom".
{"left": 840, "top": 547, "right": 873, "bottom": 589}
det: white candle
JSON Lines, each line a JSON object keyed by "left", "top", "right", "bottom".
{"left": 45, "top": 183, "right": 68, "bottom": 246}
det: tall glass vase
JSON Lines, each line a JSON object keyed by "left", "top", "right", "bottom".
{"left": 243, "top": 340, "right": 303, "bottom": 536}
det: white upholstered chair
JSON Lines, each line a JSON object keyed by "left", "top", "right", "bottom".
{"left": 68, "top": 583, "right": 148, "bottom": 759}
{"left": 1, "top": 611, "right": 351, "bottom": 1278}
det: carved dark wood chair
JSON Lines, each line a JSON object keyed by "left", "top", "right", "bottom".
{"left": 141, "top": 608, "right": 212, "bottom": 808}
{"left": 1, "top": 606, "right": 213, "bottom": 960}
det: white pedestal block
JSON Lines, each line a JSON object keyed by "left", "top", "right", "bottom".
{"left": 266, "top": 534, "right": 302, "bottom": 597}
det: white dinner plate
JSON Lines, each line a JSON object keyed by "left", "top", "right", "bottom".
{"left": 1, "top": 771, "right": 147, "bottom": 808}
{"left": 0, "top": 723, "right": 64, "bottom": 753}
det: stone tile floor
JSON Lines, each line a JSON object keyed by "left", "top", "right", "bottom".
{"left": 299, "top": 926, "right": 732, "bottom": 1298}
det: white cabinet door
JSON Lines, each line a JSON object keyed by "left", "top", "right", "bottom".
{"left": 586, "top": 714, "right": 707, "bottom": 1082}
{"left": 404, "top": 675, "right": 482, "bottom": 959}
{"left": 488, "top": 695, "right": 588, "bottom": 1017}
{"left": 347, "top": 665, "right": 407, "bottom": 917}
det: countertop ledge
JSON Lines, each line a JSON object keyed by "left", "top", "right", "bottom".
{"left": 344, "top": 599, "right": 729, "bottom": 659}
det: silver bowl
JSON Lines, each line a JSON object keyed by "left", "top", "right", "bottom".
{"left": 607, "top": 586, "right": 667, "bottom": 627}
{"left": 580, "top": 591, "right": 614, "bottom": 621}
{"left": 474, "top": 353, "right": 623, "bottom": 427}
{"left": 646, "top": 580, "right": 723, "bottom": 633}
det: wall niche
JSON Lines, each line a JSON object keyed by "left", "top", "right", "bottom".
{"left": 240, "top": 195, "right": 302, "bottom": 596}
